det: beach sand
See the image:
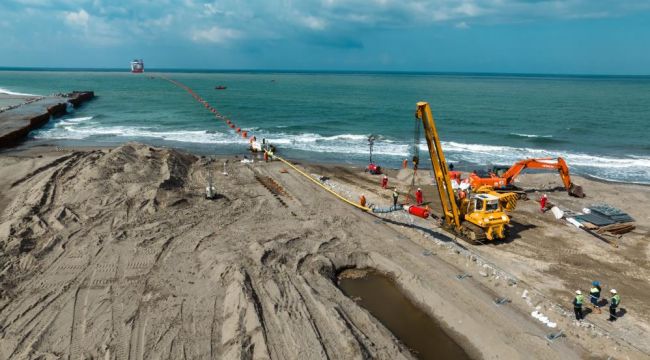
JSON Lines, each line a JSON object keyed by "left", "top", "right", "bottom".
{"left": 0, "top": 143, "right": 648, "bottom": 359}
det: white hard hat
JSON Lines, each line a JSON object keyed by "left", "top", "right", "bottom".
{"left": 611, "top": 289, "right": 617, "bottom": 294}
{"left": 575, "top": 290, "right": 582, "bottom": 295}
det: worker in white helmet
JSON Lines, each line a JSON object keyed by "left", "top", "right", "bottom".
{"left": 608, "top": 289, "right": 621, "bottom": 321}
{"left": 415, "top": 187, "right": 423, "bottom": 205}
{"left": 392, "top": 188, "right": 399, "bottom": 209}
{"left": 573, "top": 290, "right": 585, "bottom": 320}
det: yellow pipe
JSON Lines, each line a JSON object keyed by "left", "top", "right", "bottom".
{"left": 159, "top": 75, "right": 370, "bottom": 213}
{"left": 270, "top": 153, "right": 371, "bottom": 212}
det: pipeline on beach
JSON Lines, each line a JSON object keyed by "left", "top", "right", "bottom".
{"left": 157, "top": 75, "right": 388, "bottom": 213}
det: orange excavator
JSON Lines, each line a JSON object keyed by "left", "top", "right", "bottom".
{"left": 468, "top": 157, "right": 585, "bottom": 197}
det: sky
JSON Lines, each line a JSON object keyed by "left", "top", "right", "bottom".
{"left": 1, "top": 0, "right": 650, "bottom": 74}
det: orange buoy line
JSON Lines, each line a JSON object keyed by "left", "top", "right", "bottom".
{"left": 157, "top": 75, "right": 372, "bottom": 212}
{"left": 157, "top": 75, "right": 257, "bottom": 142}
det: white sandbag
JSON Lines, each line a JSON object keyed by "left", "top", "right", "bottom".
{"left": 566, "top": 217, "right": 583, "bottom": 228}
{"left": 551, "top": 206, "right": 564, "bottom": 219}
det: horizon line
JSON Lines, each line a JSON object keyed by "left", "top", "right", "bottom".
{"left": 1, "top": 66, "right": 649, "bottom": 78}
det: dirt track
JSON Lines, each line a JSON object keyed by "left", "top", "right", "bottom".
{"left": 0, "top": 144, "right": 648, "bottom": 359}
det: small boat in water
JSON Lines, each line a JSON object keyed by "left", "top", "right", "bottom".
{"left": 215, "top": 85, "right": 227, "bottom": 90}
{"left": 130, "top": 59, "right": 144, "bottom": 73}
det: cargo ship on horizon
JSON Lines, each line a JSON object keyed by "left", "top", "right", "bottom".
{"left": 130, "top": 59, "right": 144, "bottom": 73}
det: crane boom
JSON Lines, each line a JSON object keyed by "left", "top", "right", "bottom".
{"left": 415, "top": 102, "right": 461, "bottom": 230}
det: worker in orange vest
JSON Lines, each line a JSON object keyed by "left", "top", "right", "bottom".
{"left": 415, "top": 188, "right": 423, "bottom": 205}
{"left": 381, "top": 175, "right": 388, "bottom": 189}
{"left": 359, "top": 194, "right": 366, "bottom": 207}
{"left": 540, "top": 194, "right": 548, "bottom": 212}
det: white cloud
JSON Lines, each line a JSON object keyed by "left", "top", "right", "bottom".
{"left": 64, "top": 9, "right": 89, "bottom": 28}
{"left": 145, "top": 14, "right": 173, "bottom": 28}
{"left": 191, "top": 25, "right": 242, "bottom": 43}
{"left": 301, "top": 15, "right": 327, "bottom": 30}
{"left": 455, "top": 21, "right": 469, "bottom": 29}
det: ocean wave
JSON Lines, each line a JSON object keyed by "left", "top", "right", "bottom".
{"left": 436, "top": 141, "right": 650, "bottom": 168}
{"left": 509, "top": 133, "right": 553, "bottom": 138}
{"left": 35, "top": 125, "right": 248, "bottom": 144}
{"left": 0, "top": 87, "right": 41, "bottom": 97}
{"left": 56, "top": 116, "right": 94, "bottom": 127}
{"left": 32, "top": 122, "right": 650, "bottom": 184}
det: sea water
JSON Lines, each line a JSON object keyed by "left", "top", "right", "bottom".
{"left": 1, "top": 70, "right": 648, "bottom": 183}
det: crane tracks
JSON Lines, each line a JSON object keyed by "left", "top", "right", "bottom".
{"left": 254, "top": 174, "right": 292, "bottom": 208}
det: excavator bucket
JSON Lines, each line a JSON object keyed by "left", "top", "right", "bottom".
{"left": 569, "top": 183, "right": 585, "bottom": 198}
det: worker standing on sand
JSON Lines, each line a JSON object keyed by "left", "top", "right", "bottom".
{"left": 415, "top": 188, "right": 423, "bottom": 205}
{"left": 608, "top": 289, "right": 621, "bottom": 321}
{"left": 381, "top": 175, "right": 388, "bottom": 189}
{"left": 392, "top": 188, "right": 399, "bottom": 208}
{"left": 590, "top": 281, "right": 602, "bottom": 314}
{"left": 573, "top": 290, "right": 584, "bottom": 320}
{"left": 359, "top": 194, "right": 366, "bottom": 207}
{"left": 540, "top": 194, "right": 548, "bottom": 212}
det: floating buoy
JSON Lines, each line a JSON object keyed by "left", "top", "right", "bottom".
{"left": 236, "top": 128, "right": 241, "bottom": 133}
{"left": 242, "top": 131, "right": 248, "bottom": 138}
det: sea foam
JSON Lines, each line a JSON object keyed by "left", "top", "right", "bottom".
{"left": 0, "top": 87, "right": 41, "bottom": 97}
{"left": 32, "top": 120, "right": 650, "bottom": 184}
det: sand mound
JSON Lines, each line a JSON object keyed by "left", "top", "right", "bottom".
{"left": 0, "top": 144, "right": 645, "bottom": 359}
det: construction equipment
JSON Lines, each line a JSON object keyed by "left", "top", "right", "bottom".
{"left": 469, "top": 157, "right": 585, "bottom": 197}
{"left": 415, "top": 102, "right": 516, "bottom": 243}
{"left": 205, "top": 164, "right": 217, "bottom": 199}
{"left": 365, "top": 135, "right": 382, "bottom": 174}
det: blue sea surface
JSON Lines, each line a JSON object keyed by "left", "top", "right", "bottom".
{"left": 1, "top": 69, "right": 649, "bottom": 183}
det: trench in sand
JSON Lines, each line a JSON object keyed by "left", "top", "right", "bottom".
{"left": 337, "top": 268, "right": 471, "bottom": 360}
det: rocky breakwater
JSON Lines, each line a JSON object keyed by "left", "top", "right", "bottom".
{"left": 0, "top": 91, "right": 94, "bottom": 147}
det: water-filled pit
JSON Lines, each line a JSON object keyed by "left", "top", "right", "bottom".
{"left": 337, "top": 268, "right": 471, "bottom": 360}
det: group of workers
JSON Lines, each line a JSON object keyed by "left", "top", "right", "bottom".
{"left": 359, "top": 174, "right": 425, "bottom": 209}
{"left": 380, "top": 174, "right": 424, "bottom": 207}
{"left": 573, "top": 281, "right": 621, "bottom": 322}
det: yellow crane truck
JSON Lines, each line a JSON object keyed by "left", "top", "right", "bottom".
{"left": 415, "top": 101, "right": 517, "bottom": 243}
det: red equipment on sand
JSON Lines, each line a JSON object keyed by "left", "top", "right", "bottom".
{"left": 367, "top": 163, "right": 381, "bottom": 175}
{"left": 405, "top": 205, "right": 430, "bottom": 219}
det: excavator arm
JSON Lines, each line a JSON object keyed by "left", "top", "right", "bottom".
{"left": 415, "top": 102, "right": 462, "bottom": 230}
{"left": 501, "top": 157, "right": 584, "bottom": 197}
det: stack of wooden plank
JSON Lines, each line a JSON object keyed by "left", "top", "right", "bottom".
{"left": 596, "top": 222, "right": 636, "bottom": 235}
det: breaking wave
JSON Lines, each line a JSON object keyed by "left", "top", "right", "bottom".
{"left": 0, "top": 87, "right": 41, "bottom": 97}
{"left": 509, "top": 133, "right": 553, "bottom": 138}
{"left": 33, "top": 120, "right": 650, "bottom": 184}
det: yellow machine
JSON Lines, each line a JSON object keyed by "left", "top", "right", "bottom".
{"left": 415, "top": 102, "right": 516, "bottom": 243}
